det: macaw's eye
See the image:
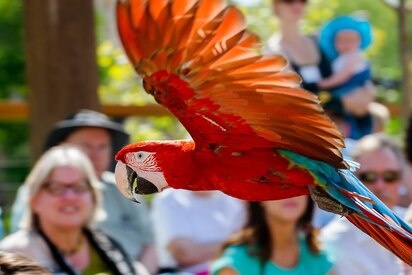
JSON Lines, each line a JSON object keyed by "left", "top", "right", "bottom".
{"left": 134, "top": 151, "right": 149, "bottom": 162}
{"left": 134, "top": 151, "right": 153, "bottom": 163}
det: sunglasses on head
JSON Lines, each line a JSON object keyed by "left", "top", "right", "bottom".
{"left": 358, "top": 170, "right": 401, "bottom": 184}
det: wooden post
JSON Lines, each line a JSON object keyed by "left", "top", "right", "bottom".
{"left": 382, "top": 0, "right": 412, "bottom": 120}
{"left": 23, "top": 0, "right": 100, "bottom": 161}
{"left": 397, "top": 0, "right": 412, "bottom": 119}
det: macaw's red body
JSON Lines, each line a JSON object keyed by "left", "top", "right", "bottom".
{"left": 114, "top": 0, "right": 412, "bottom": 264}
{"left": 117, "top": 139, "right": 315, "bottom": 201}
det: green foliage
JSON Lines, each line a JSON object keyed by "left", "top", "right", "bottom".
{"left": 0, "top": 121, "right": 29, "bottom": 157}
{"left": 234, "top": 0, "right": 278, "bottom": 43}
{"left": 386, "top": 117, "right": 405, "bottom": 135}
{"left": 0, "top": 121, "right": 30, "bottom": 183}
{"left": 126, "top": 116, "right": 189, "bottom": 142}
{"left": 97, "top": 41, "right": 188, "bottom": 141}
{"left": 0, "top": 1, "right": 29, "bottom": 216}
{"left": 98, "top": 41, "right": 152, "bottom": 105}
{"left": 0, "top": 0, "right": 26, "bottom": 99}
{"left": 0, "top": 121, "right": 30, "bottom": 215}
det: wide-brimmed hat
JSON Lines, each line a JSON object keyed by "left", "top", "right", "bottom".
{"left": 44, "top": 109, "right": 129, "bottom": 151}
{"left": 320, "top": 15, "right": 372, "bottom": 60}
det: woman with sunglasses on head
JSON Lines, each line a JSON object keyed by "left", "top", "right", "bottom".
{"left": 211, "top": 196, "right": 333, "bottom": 275}
{"left": 266, "top": 0, "right": 376, "bottom": 137}
{"left": 0, "top": 145, "right": 148, "bottom": 275}
{"left": 321, "top": 133, "right": 407, "bottom": 275}
{"left": 266, "top": 0, "right": 326, "bottom": 94}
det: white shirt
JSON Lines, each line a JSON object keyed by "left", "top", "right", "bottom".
{"left": 151, "top": 189, "right": 246, "bottom": 273}
{"left": 0, "top": 230, "right": 58, "bottom": 271}
{"left": 320, "top": 206, "right": 407, "bottom": 275}
{"left": 332, "top": 50, "right": 368, "bottom": 75}
{"left": 265, "top": 34, "right": 323, "bottom": 84}
{"left": 405, "top": 204, "right": 412, "bottom": 226}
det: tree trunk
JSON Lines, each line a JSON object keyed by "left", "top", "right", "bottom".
{"left": 397, "top": 0, "right": 412, "bottom": 119}
{"left": 24, "top": 0, "right": 100, "bottom": 161}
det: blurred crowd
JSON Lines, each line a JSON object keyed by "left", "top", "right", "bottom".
{"left": 1, "top": 0, "right": 412, "bottom": 274}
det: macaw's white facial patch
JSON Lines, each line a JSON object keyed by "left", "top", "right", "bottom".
{"left": 126, "top": 151, "right": 161, "bottom": 172}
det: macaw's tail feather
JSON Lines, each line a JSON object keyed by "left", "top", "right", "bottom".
{"left": 321, "top": 188, "right": 412, "bottom": 265}
{"left": 330, "top": 171, "right": 412, "bottom": 265}
{"left": 283, "top": 151, "right": 412, "bottom": 265}
{"left": 347, "top": 212, "right": 412, "bottom": 265}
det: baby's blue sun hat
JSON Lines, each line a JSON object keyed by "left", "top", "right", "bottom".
{"left": 319, "top": 15, "right": 372, "bottom": 61}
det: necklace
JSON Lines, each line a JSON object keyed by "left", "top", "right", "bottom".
{"left": 60, "top": 235, "right": 85, "bottom": 256}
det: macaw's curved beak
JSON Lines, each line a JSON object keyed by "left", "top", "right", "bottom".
{"left": 115, "top": 162, "right": 159, "bottom": 202}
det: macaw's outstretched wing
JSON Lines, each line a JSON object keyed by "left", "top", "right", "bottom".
{"left": 117, "top": 0, "right": 347, "bottom": 169}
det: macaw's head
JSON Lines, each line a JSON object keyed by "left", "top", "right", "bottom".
{"left": 114, "top": 141, "right": 169, "bottom": 202}
{"left": 114, "top": 140, "right": 194, "bottom": 202}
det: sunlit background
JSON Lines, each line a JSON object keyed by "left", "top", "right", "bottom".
{"left": 0, "top": 0, "right": 411, "bottom": 233}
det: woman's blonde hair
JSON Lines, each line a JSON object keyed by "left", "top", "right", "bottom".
{"left": 20, "top": 145, "right": 104, "bottom": 229}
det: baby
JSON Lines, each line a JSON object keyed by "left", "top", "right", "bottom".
{"left": 318, "top": 15, "right": 373, "bottom": 97}
{"left": 317, "top": 15, "right": 375, "bottom": 140}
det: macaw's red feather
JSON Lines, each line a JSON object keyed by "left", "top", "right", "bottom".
{"left": 347, "top": 214, "right": 412, "bottom": 264}
{"left": 337, "top": 189, "right": 412, "bottom": 264}
{"left": 115, "top": 0, "right": 412, "bottom": 265}
{"left": 116, "top": 0, "right": 347, "bottom": 169}
{"left": 116, "top": 140, "right": 314, "bottom": 201}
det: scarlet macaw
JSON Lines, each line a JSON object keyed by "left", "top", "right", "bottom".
{"left": 114, "top": 0, "right": 412, "bottom": 263}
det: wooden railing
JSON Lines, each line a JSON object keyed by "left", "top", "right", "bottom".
{"left": 0, "top": 101, "right": 172, "bottom": 120}
{"left": 0, "top": 100, "right": 402, "bottom": 120}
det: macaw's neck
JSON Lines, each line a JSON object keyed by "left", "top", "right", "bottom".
{"left": 155, "top": 140, "right": 215, "bottom": 191}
